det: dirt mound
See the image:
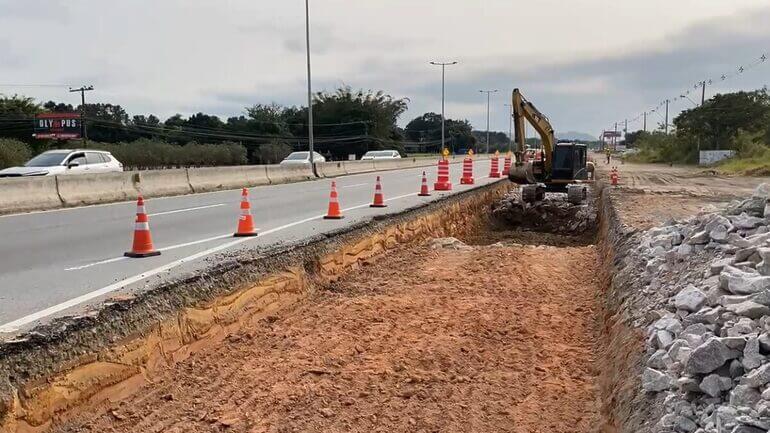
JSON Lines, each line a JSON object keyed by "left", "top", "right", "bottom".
{"left": 54, "top": 241, "right": 603, "bottom": 433}
{"left": 491, "top": 190, "right": 597, "bottom": 236}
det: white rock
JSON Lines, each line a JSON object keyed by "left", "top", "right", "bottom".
{"left": 720, "top": 266, "right": 770, "bottom": 295}
{"left": 699, "top": 373, "right": 733, "bottom": 397}
{"left": 726, "top": 301, "right": 770, "bottom": 319}
{"left": 642, "top": 368, "right": 671, "bottom": 392}
{"left": 675, "top": 286, "right": 708, "bottom": 312}
{"left": 741, "top": 363, "right": 770, "bottom": 387}
{"left": 685, "top": 337, "right": 741, "bottom": 374}
{"left": 742, "top": 336, "right": 764, "bottom": 370}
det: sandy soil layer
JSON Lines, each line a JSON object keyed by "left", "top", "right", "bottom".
{"left": 55, "top": 242, "right": 602, "bottom": 433}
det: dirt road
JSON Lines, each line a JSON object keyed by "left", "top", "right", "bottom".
{"left": 594, "top": 159, "right": 770, "bottom": 229}
{"left": 56, "top": 239, "right": 602, "bottom": 433}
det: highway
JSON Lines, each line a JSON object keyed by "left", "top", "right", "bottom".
{"left": 0, "top": 162, "right": 501, "bottom": 333}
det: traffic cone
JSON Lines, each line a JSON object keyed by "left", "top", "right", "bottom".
{"left": 370, "top": 176, "right": 387, "bottom": 208}
{"left": 323, "top": 181, "right": 344, "bottom": 219}
{"left": 124, "top": 195, "right": 160, "bottom": 258}
{"left": 418, "top": 171, "right": 431, "bottom": 196}
{"left": 234, "top": 188, "right": 258, "bottom": 237}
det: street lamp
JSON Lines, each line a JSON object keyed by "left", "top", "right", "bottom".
{"left": 305, "top": 0, "right": 315, "bottom": 168}
{"left": 479, "top": 89, "right": 499, "bottom": 154}
{"left": 429, "top": 61, "right": 458, "bottom": 153}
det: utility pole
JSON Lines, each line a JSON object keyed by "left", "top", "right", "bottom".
{"left": 69, "top": 85, "right": 94, "bottom": 143}
{"left": 479, "top": 89, "right": 498, "bottom": 154}
{"left": 304, "top": 0, "right": 315, "bottom": 167}
{"left": 613, "top": 122, "right": 618, "bottom": 151}
{"left": 643, "top": 112, "right": 647, "bottom": 132}
{"left": 624, "top": 119, "right": 628, "bottom": 146}
{"left": 504, "top": 103, "right": 513, "bottom": 153}
{"left": 700, "top": 80, "right": 706, "bottom": 105}
{"left": 430, "top": 61, "right": 458, "bottom": 154}
{"left": 664, "top": 99, "right": 670, "bottom": 134}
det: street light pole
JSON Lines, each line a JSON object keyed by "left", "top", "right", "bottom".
{"left": 305, "top": 0, "right": 315, "bottom": 167}
{"left": 479, "top": 89, "right": 498, "bottom": 154}
{"left": 430, "top": 61, "right": 457, "bottom": 154}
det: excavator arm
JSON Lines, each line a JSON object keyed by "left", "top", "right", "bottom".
{"left": 511, "top": 88, "right": 556, "bottom": 181}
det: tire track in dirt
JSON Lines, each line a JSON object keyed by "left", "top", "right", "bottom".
{"left": 55, "top": 241, "right": 602, "bottom": 433}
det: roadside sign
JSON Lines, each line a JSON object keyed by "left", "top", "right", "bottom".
{"left": 33, "top": 113, "right": 82, "bottom": 139}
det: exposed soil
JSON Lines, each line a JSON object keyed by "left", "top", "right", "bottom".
{"left": 55, "top": 239, "right": 603, "bottom": 433}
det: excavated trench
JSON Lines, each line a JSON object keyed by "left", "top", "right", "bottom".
{"left": 1, "top": 183, "right": 649, "bottom": 433}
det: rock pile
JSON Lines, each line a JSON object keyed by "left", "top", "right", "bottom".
{"left": 639, "top": 185, "right": 770, "bottom": 432}
{"left": 490, "top": 190, "right": 596, "bottom": 235}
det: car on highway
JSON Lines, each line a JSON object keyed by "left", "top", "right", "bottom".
{"left": 0, "top": 149, "right": 123, "bottom": 177}
{"left": 279, "top": 151, "right": 326, "bottom": 165}
{"left": 360, "top": 150, "right": 402, "bottom": 160}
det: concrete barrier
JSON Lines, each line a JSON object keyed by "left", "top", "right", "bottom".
{"left": 373, "top": 159, "right": 408, "bottom": 171}
{"left": 343, "top": 160, "right": 376, "bottom": 174}
{"left": 243, "top": 166, "right": 270, "bottom": 187}
{"left": 187, "top": 166, "right": 252, "bottom": 193}
{"left": 0, "top": 176, "right": 62, "bottom": 214}
{"left": 56, "top": 172, "right": 140, "bottom": 206}
{"left": 315, "top": 161, "right": 347, "bottom": 178}
{"left": 265, "top": 164, "right": 314, "bottom": 184}
{"left": 134, "top": 169, "right": 193, "bottom": 198}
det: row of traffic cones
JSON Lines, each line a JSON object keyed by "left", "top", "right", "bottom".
{"left": 124, "top": 165, "right": 482, "bottom": 257}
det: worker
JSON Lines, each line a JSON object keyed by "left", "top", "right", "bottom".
{"left": 605, "top": 148, "right": 611, "bottom": 165}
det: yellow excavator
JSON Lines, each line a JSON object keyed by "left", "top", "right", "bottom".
{"left": 508, "top": 88, "right": 593, "bottom": 203}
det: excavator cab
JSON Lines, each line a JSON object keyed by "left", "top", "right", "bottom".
{"left": 551, "top": 141, "right": 588, "bottom": 184}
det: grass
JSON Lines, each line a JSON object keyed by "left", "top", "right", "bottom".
{"left": 716, "top": 149, "right": 770, "bottom": 176}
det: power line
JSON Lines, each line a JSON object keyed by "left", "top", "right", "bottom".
{"left": 606, "top": 52, "right": 769, "bottom": 131}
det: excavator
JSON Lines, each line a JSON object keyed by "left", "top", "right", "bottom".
{"left": 508, "top": 88, "right": 593, "bottom": 203}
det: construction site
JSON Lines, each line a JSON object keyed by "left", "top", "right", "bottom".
{"left": 0, "top": 155, "right": 768, "bottom": 433}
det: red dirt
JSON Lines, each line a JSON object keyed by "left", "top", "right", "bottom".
{"left": 56, "top": 242, "right": 602, "bottom": 433}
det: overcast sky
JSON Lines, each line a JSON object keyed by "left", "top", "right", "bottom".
{"left": 2, "top": 0, "right": 770, "bottom": 137}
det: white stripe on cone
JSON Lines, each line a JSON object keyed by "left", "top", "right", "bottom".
{"left": 135, "top": 222, "right": 150, "bottom": 231}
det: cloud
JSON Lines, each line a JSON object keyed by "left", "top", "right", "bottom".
{"left": 2, "top": 0, "right": 769, "bottom": 138}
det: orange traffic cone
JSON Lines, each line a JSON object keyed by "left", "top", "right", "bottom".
{"left": 234, "top": 188, "right": 258, "bottom": 237}
{"left": 370, "top": 176, "right": 387, "bottom": 208}
{"left": 324, "top": 181, "right": 344, "bottom": 219}
{"left": 418, "top": 171, "right": 431, "bottom": 196}
{"left": 124, "top": 195, "right": 161, "bottom": 258}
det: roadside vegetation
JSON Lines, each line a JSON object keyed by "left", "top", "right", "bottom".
{"left": 624, "top": 89, "right": 770, "bottom": 174}
{"left": 0, "top": 87, "right": 486, "bottom": 170}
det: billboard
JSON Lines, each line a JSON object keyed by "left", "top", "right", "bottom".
{"left": 602, "top": 130, "right": 622, "bottom": 138}
{"left": 33, "top": 113, "right": 82, "bottom": 139}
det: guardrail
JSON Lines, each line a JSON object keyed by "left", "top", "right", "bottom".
{"left": 0, "top": 155, "right": 491, "bottom": 214}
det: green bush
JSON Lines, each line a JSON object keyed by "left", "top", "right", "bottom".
{"left": 256, "top": 140, "right": 293, "bottom": 164}
{"left": 0, "top": 138, "right": 32, "bottom": 169}
{"left": 80, "top": 139, "right": 248, "bottom": 169}
{"left": 625, "top": 132, "right": 696, "bottom": 164}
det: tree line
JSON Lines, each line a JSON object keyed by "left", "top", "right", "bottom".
{"left": 0, "top": 86, "right": 495, "bottom": 169}
{"left": 625, "top": 88, "right": 770, "bottom": 165}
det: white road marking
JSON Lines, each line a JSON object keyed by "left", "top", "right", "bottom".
{"left": 341, "top": 183, "right": 368, "bottom": 188}
{"left": 3, "top": 178, "right": 496, "bottom": 333}
{"left": 150, "top": 203, "right": 225, "bottom": 216}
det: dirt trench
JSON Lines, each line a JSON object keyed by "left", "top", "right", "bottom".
{"left": 52, "top": 190, "right": 614, "bottom": 433}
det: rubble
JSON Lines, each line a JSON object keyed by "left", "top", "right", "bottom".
{"left": 640, "top": 183, "right": 770, "bottom": 432}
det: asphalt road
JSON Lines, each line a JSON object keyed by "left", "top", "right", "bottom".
{"left": 0, "top": 162, "right": 501, "bottom": 333}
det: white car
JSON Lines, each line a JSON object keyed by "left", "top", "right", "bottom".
{"left": 0, "top": 149, "right": 123, "bottom": 177}
{"left": 360, "top": 150, "right": 402, "bottom": 160}
{"left": 279, "top": 151, "right": 326, "bottom": 165}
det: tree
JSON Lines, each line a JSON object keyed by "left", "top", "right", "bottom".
{"left": 404, "top": 112, "right": 476, "bottom": 153}
{"left": 674, "top": 89, "right": 770, "bottom": 151}
{"left": 80, "top": 103, "right": 131, "bottom": 142}
{"left": 310, "top": 87, "right": 408, "bottom": 158}
{"left": 43, "top": 101, "right": 75, "bottom": 112}
{"left": 0, "top": 95, "right": 42, "bottom": 143}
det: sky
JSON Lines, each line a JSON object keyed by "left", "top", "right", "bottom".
{"left": 2, "top": 0, "right": 770, "bottom": 137}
